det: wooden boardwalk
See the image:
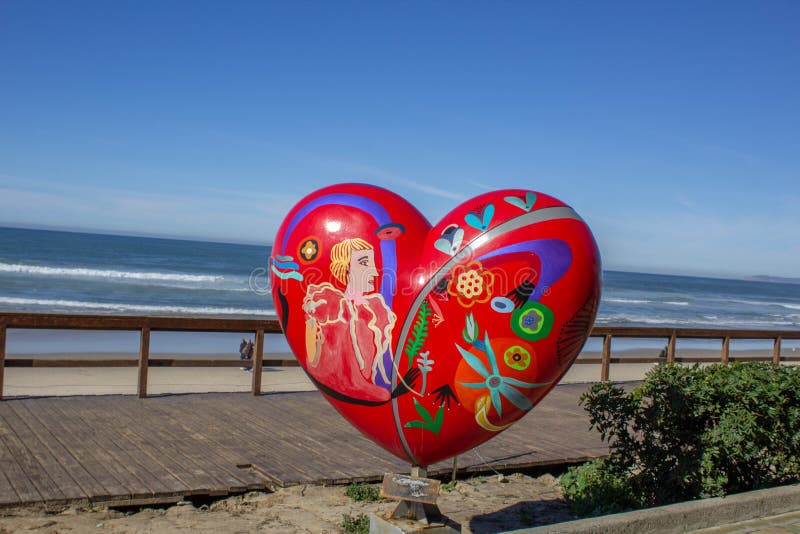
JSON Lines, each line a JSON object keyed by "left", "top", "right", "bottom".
{"left": 0, "top": 383, "right": 606, "bottom": 508}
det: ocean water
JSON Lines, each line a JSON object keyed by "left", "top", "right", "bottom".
{"left": 1, "top": 226, "right": 799, "bottom": 353}
{"left": 0, "top": 226, "right": 272, "bottom": 317}
{"left": 598, "top": 271, "right": 800, "bottom": 330}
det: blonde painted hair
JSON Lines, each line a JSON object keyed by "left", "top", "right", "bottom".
{"left": 330, "top": 238, "right": 373, "bottom": 285}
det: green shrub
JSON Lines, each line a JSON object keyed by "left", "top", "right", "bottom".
{"left": 561, "top": 362, "right": 800, "bottom": 515}
{"left": 341, "top": 512, "right": 370, "bottom": 533}
{"left": 344, "top": 482, "right": 381, "bottom": 502}
{"left": 560, "top": 457, "right": 642, "bottom": 516}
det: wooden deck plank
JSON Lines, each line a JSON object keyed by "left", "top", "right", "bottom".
{"left": 0, "top": 410, "right": 63, "bottom": 503}
{"left": 1, "top": 402, "right": 88, "bottom": 501}
{"left": 214, "top": 394, "right": 375, "bottom": 481}
{"left": 0, "top": 469, "right": 19, "bottom": 506}
{"left": 252, "top": 407, "right": 403, "bottom": 482}
{"left": 0, "top": 383, "right": 606, "bottom": 507}
{"left": 0, "top": 411, "right": 35, "bottom": 505}
{"left": 139, "top": 397, "right": 266, "bottom": 492}
{"left": 143, "top": 396, "right": 268, "bottom": 490}
{"left": 44, "top": 399, "right": 156, "bottom": 500}
{"left": 20, "top": 398, "right": 131, "bottom": 501}
{"left": 183, "top": 394, "right": 343, "bottom": 482}
{"left": 70, "top": 399, "right": 191, "bottom": 497}
{"left": 98, "top": 396, "right": 235, "bottom": 495}
{"left": 268, "top": 394, "right": 408, "bottom": 475}
{"left": 111, "top": 400, "right": 252, "bottom": 495}
{"left": 10, "top": 401, "right": 110, "bottom": 500}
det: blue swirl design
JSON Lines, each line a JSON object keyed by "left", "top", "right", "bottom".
{"left": 477, "top": 239, "right": 572, "bottom": 302}
{"left": 280, "top": 192, "right": 398, "bottom": 307}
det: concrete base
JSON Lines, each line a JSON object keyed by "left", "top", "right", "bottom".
{"left": 369, "top": 512, "right": 460, "bottom": 533}
{"left": 511, "top": 482, "right": 800, "bottom": 533}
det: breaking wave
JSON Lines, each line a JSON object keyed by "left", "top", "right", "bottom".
{"left": 0, "top": 262, "right": 223, "bottom": 283}
{"left": 0, "top": 296, "right": 273, "bottom": 317}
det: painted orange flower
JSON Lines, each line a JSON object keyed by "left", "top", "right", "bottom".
{"left": 298, "top": 238, "right": 319, "bottom": 262}
{"left": 447, "top": 261, "right": 494, "bottom": 308}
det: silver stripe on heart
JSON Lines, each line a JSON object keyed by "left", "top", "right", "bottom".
{"left": 390, "top": 204, "right": 584, "bottom": 465}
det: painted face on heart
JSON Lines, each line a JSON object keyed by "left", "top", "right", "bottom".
{"left": 345, "top": 248, "right": 379, "bottom": 300}
{"left": 302, "top": 237, "right": 397, "bottom": 403}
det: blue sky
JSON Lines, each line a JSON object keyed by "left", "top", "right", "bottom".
{"left": 0, "top": 1, "right": 798, "bottom": 278}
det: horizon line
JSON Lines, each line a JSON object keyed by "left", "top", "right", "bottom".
{"left": 1, "top": 222, "right": 792, "bottom": 283}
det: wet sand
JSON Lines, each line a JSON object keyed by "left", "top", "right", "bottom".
{"left": 3, "top": 348, "right": 794, "bottom": 397}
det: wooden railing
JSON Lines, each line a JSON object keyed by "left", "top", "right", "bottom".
{"left": 0, "top": 313, "right": 282, "bottom": 399}
{"left": 0, "top": 313, "right": 798, "bottom": 399}
{"left": 588, "top": 326, "right": 800, "bottom": 381}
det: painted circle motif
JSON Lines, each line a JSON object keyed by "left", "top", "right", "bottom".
{"left": 504, "top": 345, "right": 531, "bottom": 370}
{"left": 490, "top": 296, "right": 514, "bottom": 313}
{"left": 454, "top": 336, "right": 538, "bottom": 418}
{"left": 297, "top": 237, "right": 321, "bottom": 263}
{"left": 375, "top": 222, "right": 405, "bottom": 240}
{"left": 511, "top": 302, "right": 554, "bottom": 341}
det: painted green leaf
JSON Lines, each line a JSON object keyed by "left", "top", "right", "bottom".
{"left": 413, "top": 397, "right": 434, "bottom": 424}
{"left": 432, "top": 405, "right": 444, "bottom": 433}
{"left": 404, "top": 400, "right": 445, "bottom": 435}
{"left": 404, "top": 300, "right": 431, "bottom": 370}
{"left": 404, "top": 421, "right": 428, "bottom": 430}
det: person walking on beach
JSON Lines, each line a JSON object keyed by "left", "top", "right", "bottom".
{"left": 239, "top": 338, "right": 254, "bottom": 372}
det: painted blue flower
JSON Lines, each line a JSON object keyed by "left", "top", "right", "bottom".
{"left": 521, "top": 310, "right": 542, "bottom": 330}
{"left": 457, "top": 333, "right": 550, "bottom": 418}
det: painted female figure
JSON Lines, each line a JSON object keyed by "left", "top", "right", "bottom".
{"left": 302, "top": 237, "right": 396, "bottom": 402}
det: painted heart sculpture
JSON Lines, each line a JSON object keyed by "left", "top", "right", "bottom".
{"left": 270, "top": 184, "right": 601, "bottom": 466}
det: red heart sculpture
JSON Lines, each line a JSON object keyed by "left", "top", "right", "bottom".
{"left": 271, "top": 184, "right": 600, "bottom": 466}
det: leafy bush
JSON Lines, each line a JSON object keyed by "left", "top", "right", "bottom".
{"left": 561, "top": 362, "right": 800, "bottom": 516}
{"left": 560, "top": 457, "right": 642, "bottom": 516}
{"left": 344, "top": 482, "right": 381, "bottom": 502}
{"left": 341, "top": 512, "right": 370, "bottom": 533}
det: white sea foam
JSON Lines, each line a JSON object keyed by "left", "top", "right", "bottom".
{"left": 605, "top": 297, "right": 690, "bottom": 306}
{"left": 728, "top": 298, "right": 800, "bottom": 311}
{"left": 0, "top": 262, "right": 223, "bottom": 283}
{"left": 595, "top": 313, "right": 797, "bottom": 328}
{"left": 604, "top": 297, "right": 652, "bottom": 304}
{"left": 0, "top": 296, "right": 273, "bottom": 316}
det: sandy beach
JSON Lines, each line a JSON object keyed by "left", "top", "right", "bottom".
{"left": 0, "top": 472, "right": 576, "bottom": 533}
{"left": 3, "top": 348, "right": 796, "bottom": 397}
{"left": 1, "top": 348, "right": 797, "bottom": 533}
{"left": 0, "top": 353, "right": 585, "bottom": 532}
{"left": 2, "top": 352, "right": 313, "bottom": 397}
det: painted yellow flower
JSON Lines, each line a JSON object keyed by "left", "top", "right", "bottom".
{"left": 447, "top": 261, "right": 493, "bottom": 308}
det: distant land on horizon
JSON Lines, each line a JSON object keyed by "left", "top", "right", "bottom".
{"left": 750, "top": 275, "right": 800, "bottom": 285}
{"left": 1, "top": 223, "right": 794, "bottom": 284}
{"left": 0, "top": 223, "right": 268, "bottom": 248}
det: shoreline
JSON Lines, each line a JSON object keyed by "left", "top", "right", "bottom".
{"left": 2, "top": 348, "right": 796, "bottom": 398}
{"left": 7, "top": 347, "right": 795, "bottom": 358}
